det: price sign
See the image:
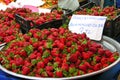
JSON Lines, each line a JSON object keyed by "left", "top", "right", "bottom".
{"left": 69, "top": 15, "right": 107, "bottom": 41}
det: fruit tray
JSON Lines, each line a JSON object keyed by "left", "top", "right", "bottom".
{"left": 15, "top": 14, "right": 33, "bottom": 34}
{"left": 103, "top": 14, "right": 120, "bottom": 38}
{"left": 15, "top": 14, "right": 63, "bottom": 34}
{"left": 0, "top": 35, "right": 120, "bottom": 80}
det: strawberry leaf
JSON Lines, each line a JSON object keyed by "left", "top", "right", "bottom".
{"left": 42, "top": 50, "right": 50, "bottom": 58}
{"left": 24, "top": 45, "right": 33, "bottom": 55}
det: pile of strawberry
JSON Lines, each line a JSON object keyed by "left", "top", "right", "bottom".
{"left": 22, "top": 11, "right": 63, "bottom": 26}
{"left": 0, "top": 8, "right": 63, "bottom": 44}
{"left": 75, "top": 6, "right": 119, "bottom": 20}
{"left": 0, "top": 27, "right": 119, "bottom": 78}
{"left": 0, "top": 8, "right": 32, "bottom": 44}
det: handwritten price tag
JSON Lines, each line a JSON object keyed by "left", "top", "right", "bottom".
{"left": 69, "top": 15, "right": 107, "bottom": 41}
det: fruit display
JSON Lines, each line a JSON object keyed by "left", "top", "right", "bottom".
{"left": 0, "top": 2, "right": 120, "bottom": 79}
{"left": 40, "top": 0, "right": 58, "bottom": 8}
{"left": 75, "top": 6, "right": 119, "bottom": 20}
{"left": 0, "top": 27, "right": 119, "bottom": 78}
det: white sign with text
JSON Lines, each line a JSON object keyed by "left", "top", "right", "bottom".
{"left": 69, "top": 15, "right": 107, "bottom": 41}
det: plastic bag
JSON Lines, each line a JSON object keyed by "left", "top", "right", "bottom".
{"left": 58, "top": 0, "right": 79, "bottom": 11}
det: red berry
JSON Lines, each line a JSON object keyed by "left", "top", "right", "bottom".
{"left": 29, "top": 53, "right": 37, "bottom": 59}
{"left": 22, "top": 66, "right": 30, "bottom": 75}
{"left": 56, "top": 71, "right": 63, "bottom": 77}
{"left": 37, "top": 61, "right": 45, "bottom": 68}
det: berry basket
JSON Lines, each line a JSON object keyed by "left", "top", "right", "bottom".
{"left": 15, "top": 14, "right": 63, "bottom": 34}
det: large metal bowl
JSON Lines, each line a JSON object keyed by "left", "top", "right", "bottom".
{"left": 0, "top": 36, "right": 120, "bottom": 80}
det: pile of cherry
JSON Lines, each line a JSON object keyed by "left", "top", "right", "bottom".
{"left": 0, "top": 7, "right": 119, "bottom": 78}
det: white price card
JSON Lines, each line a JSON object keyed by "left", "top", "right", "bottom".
{"left": 69, "top": 15, "right": 107, "bottom": 41}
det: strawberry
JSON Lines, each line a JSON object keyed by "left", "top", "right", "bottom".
{"left": 56, "top": 70, "right": 63, "bottom": 77}
{"left": 54, "top": 57, "right": 61, "bottom": 63}
{"left": 57, "top": 43, "right": 65, "bottom": 50}
{"left": 52, "top": 31, "right": 58, "bottom": 37}
{"left": 59, "top": 27, "right": 65, "bottom": 35}
{"left": 69, "top": 53, "right": 78, "bottom": 63}
{"left": 43, "top": 58, "right": 49, "bottom": 65}
{"left": 45, "top": 66, "right": 53, "bottom": 71}
{"left": 46, "top": 71, "right": 54, "bottom": 77}
{"left": 95, "top": 56, "right": 101, "bottom": 62}
{"left": 77, "top": 45, "right": 84, "bottom": 52}
{"left": 91, "top": 42, "right": 102, "bottom": 48}
{"left": 51, "top": 48, "right": 59, "bottom": 57}
{"left": 38, "top": 46, "right": 44, "bottom": 53}
{"left": 79, "top": 64, "right": 87, "bottom": 72}
{"left": 24, "top": 61, "right": 31, "bottom": 67}
{"left": 22, "top": 66, "right": 30, "bottom": 75}
{"left": 89, "top": 46, "right": 97, "bottom": 53}
{"left": 88, "top": 69, "right": 94, "bottom": 73}
{"left": 37, "top": 61, "right": 45, "bottom": 68}
{"left": 109, "top": 57, "right": 116, "bottom": 63}
{"left": 98, "top": 48, "right": 105, "bottom": 55}
{"left": 66, "top": 41, "right": 72, "bottom": 47}
{"left": 101, "top": 57, "right": 108, "bottom": 64}
{"left": 35, "top": 74, "right": 41, "bottom": 77}
{"left": 20, "top": 51, "right": 27, "bottom": 57}
{"left": 82, "top": 52, "right": 91, "bottom": 60}
{"left": 48, "top": 35, "right": 55, "bottom": 41}
{"left": 103, "top": 64, "right": 109, "bottom": 68}
{"left": 81, "top": 33, "right": 87, "bottom": 39}
{"left": 75, "top": 59, "right": 81, "bottom": 67}
{"left": 61, "top": 63, "right": 69, "bottom": 71}
{"left": 84, "top": 61, "right": 92, "bottom": 69}
{"left": 105, "top": 50, "right": 113, "bottom": 57}
{"left": 29, "top": 53, "right": 37, "bottom": 59}
{"left": 93, "top": 63, "right": 102, "bottom": 71}
{"left": 59, "top": 38, "right": 65, "bottom": 44}
{"left": 15, "top": 57, "right": 24, "bottom": 66}
{"left": 93, "top": 11, "right": 99, "bottom": 16}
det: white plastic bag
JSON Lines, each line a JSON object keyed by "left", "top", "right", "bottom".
{"left": 58, "top": 0, "right": 79, "bottom": 11}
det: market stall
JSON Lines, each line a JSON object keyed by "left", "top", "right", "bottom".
{"left": 0, "top": 0, "right": 120, "bottom": 80}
